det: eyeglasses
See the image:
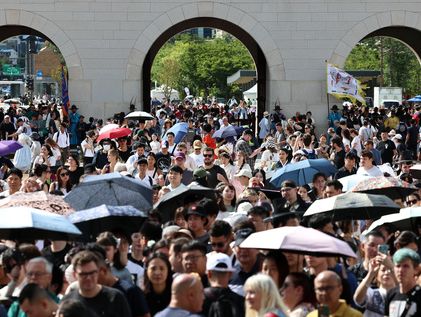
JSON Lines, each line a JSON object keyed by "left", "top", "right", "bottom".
{"left": 60, "top": 172, "right": 69, "bottom": 177}
{"left": 26, "top": 271, "right": 48, "bottom": 278}
{"left": 76, "top": 270, "right": 98, "bottom": 278}
{"left": 315, "top": 285, "right": 337, "bottom": 293}
{"left": 211, "top": 242, "right": 226, "bottom": 248}
{"left": 183, "top": 255, "right": 204, "bottom": 262}
{"left": 203, "top": 154, "right": 213, "bottom": 157}
{"left": 406, "top": 199, "right": 418, "bottom": 205}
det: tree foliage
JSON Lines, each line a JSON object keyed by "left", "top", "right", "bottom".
{"left": 151, "top": 32, "right": 255, "bottom": 99}
{"left": 345, "top": 36, "right": 421, "bottom": 95}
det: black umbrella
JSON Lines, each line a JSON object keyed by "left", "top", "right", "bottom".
{"left": 65, "top": 173, "right": 153, "bottom": 211}
{"left": 153, "top": 184, "right": 216, "bottom": 223}
{"left": 67, "top": 204, "right": 148, "bottom": 241}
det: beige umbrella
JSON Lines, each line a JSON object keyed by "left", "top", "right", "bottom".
{"left": 0, "top": 191, "right": 74, "bottom": 215}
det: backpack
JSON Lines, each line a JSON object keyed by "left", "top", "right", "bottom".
{"left": 302, "top": 148, "right": 317, "bottom": 159}
{"left": 205, "top": 288, "right": 242, "bottom": 317}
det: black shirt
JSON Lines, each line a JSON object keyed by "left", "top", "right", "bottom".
{"left": 204, "top": 164, "right": 228, "bottom": 188}
{"left": 333, "top": 149, "right": 345, "bottom": 169}
{"left": 385, "top": 285, "right": 421, "bottom": 317}
{"left": 156, "top": 152, "right": 172, "bottom": 173}
{"left": 41, "top": 243, "right": 72, "bottom": 269}
{"left": 63, "top": 286, "right": 131, "bottom": 317}
{"left": 376, "top": 140, "right": 396, "bottom": 164}
{"left": 112, "top": 279, "right": 149, "bottom": 317}
{"left": 145, "top": 287, "right": 171, "bottom": 317}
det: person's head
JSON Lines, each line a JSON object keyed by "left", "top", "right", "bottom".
{"left": 314, "top": 271, "right": 342, "bottom": 309}
{"left": 186, "top": 205, "right": 207, "bottom": 236}
{"left": 405, "top": 193, "right": 420, "bottom": 207}
{"left": 330, "top": 136, "right": 343, "bottom": 150}
{"left": 344, "top": 152, "right": 356, "bottom": 169}
{"left": 206, "top": 252, "right": 235, "bottom": 287}
{"left": 364, "top": 140, "right": 374, "bottom": 150}
{"left": 312, "top": 173, "right": 327, "bottom": 193}
{"left": 280, "top": 180, "right": 298, "bottom": 203}
{"left": 19, "top": 283, "right": 57, "bottom": 317}
{"left": 174, "top": 151, "right": 186, "bottom": 167}
{"left": 40, "top": 144, "right": 54, "bottom": 157}
{"left": 394, "top": 231, "right": 419, "bottom": 252}
{"left": 170, "top": 273, "right": 204, "bottom": 313}
{"left": 242, "top": 129, "right": 253, "bottom": 142}
{"left": 181, "top": 240, "right": 207, "bottom": 275}
{"left": 25, "top": 257, "right": 53, "bottom": 289}
{"left": 234, "top": 227, "right": 259, "bottom": 270}
{"left": 218, "top": 183, "right": 236, "bottom": 207}
{"left": 393, "top": 248, "right": 420, "bottom": 286}
{"left": 67, "top": 154, "right": 80, "bottom": 168}
{"left": 360, "top": 150, "right": 374, "bottom": 168}
{"left": 298, "top": 184, "right": 311, "bottom": 201}
{"left": 107, "top": 149, "right": 119, "bottom": 163}
{"left": 6, "top": 168, "right": 23, "bottom": 193}
{"left": 280, "top": 272, "right": 316, "bottom": 310}
{"left": 167, "top": 132, "right": 175, "bottom": 144}
{"left": 247, "top": 206, "right": 271, "bottom": 232}
{"left": 146, "top": 151, "right": 156, "bottom": 167}
{"left": 209, "top": 220, "right": 233, "bottom": 254}
{"left": 252, "top": 169, "right": 266, "bottom": 186}
{"left": 261, "top": 250, "right": 289, "bottom": 289}
{"left": 55, "top": 299, "right": 91, "bottom": 317}
{"left": 71, "top": 251, "right": 101, "bottom": 295}
{"left": 236, "top": 169, "right": 252, "bottom": 186}
{"left": 144, "top": 252, "right": 172, "bottom": 293}
{"left": 307, "top": 214, "right": 334, "bottom": 235}
{"left": 203, "top": 147, "right": 214, "bottom": 166}
{"left": 381, "top": 130, "right": 389, "bottom": 141}
{"left": 244, "top": 273, "right": 284, "bottom": 315}
{"left": 137, "top": 158, "right": 148, "bottom": 176}
{"left": 168, "top": 165, "right": 183, "bottom": 187}
{"left": 133, "top": 142, "right": 145, "bottom": 157}
{"left": 56, "top": 166, "right": 71, "bottom": 190}
{"left": 362, "top": 231, "right": 385, "bottom": 260}
{"left": 324, "top": 180, "right": 343, "bottom": 198}
{"left": 169, "top": 237, "right": 190, "bottom": 273}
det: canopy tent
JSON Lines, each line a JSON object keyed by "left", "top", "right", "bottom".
{"left": 243, "top": 84, "right": 257, "bottom": 102}
{"left": 150, "top": 86, "right": 179, "bottom": 101}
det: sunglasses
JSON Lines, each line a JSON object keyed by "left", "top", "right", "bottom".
{"left": 406, "top": 199, "right": 418, "bottom": 205}
{"left": 203, "top": 154, "right": 213, "bottom": 157}
{"left": 60, "top": 172, "right": 69, "bottom": 177}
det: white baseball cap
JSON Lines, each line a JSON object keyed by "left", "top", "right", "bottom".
{"left": 206, "top": 252, "right": 235, "bottom": 272}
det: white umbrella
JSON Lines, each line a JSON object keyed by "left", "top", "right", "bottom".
{"left": 338, "top": 174, "right": 371, "bottom": 192}
{"left": 99, "top": 124, "right": 119, "bottom": 134}
{"left": 303, "top": 192, "right": 400, "bottom": 220}
{"left": 125, "top": 111, "right": 154, "bottom": 121}
{"left": 240, "top": 226, "right": 356, "bottom": 258}
{"left": 366, "top": 207, "right": 421, "bottom": 232}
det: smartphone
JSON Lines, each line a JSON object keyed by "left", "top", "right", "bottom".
{"left": 318, "top": 305, "right": 330, "bottom": 317}
{"left": 378, "top": 244, "right": 389, "bottom": 255}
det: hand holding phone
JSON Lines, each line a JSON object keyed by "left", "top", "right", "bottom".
{"left": 378, "top": 244, "right": 389, "bottom": 255}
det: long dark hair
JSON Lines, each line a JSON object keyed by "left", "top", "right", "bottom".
{"left": 143, "top": 252, "right": 173, "bottom": 294}
{"left": 56, "top": 166, "right": 72, "bottom": 192}
{"left": 262, "top": 250, "right": 289, "bottom": 287}
{"left": 286, "top": 272, "right": 317, "bottom": 306}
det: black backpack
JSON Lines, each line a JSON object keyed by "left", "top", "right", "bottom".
{"left": 205, "top": 288, "right": 243, "bottom": 317}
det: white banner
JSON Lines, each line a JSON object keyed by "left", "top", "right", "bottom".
{"left": 327, "top": 64, "right": 364, "bottom": 102}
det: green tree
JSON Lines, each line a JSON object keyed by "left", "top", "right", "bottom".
{"left": 345, "top": 36, "right": 421, "bottom": 95}
{"left": 151, "top": 31, "right": 255, "bottom": 99}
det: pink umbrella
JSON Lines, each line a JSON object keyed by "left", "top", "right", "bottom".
{"left": 240, "top": 226, "right": 357, "bottom": 258}
{"left": 97, "top": 127, "right": 132, "bottom": 142}
{"left": 351, "top": 176, "right": 417, "bottom": 200}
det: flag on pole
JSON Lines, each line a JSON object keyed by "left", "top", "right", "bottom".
{"left": 61, "top": 66, "right": 69, "bottom": 118}
{"left": 327, "top": 63, "right": 365, "bottom": 104}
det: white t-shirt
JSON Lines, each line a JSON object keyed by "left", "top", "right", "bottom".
{"left": 126, "top": 260, "right": 144, "bottom": 289}
{"left": 189, "top": 152, "right": 204, "bottom": 167}
{"left": 357, "top": 166, "right": 383, "bottom": 177}
{"left": 81, "top": 139, "right": 94, "bottom": 158}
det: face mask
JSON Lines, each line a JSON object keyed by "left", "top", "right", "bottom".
{"left": 103, "top": 144, "right": 111, "bottom": 151}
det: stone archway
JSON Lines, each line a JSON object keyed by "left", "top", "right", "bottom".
{"left": 330, "top": 11, "right": 421, "bottom": 67}
{"left": 127, "top": 2, "right": 285, "bottom": 118}
{"left": 0, "top": 9, "right": 82, "bottom": 79}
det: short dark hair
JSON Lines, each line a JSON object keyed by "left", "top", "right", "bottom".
{"left": 169, "top": 165, "right": 184, "bottom": 175}
{"left": 181, "top": 240, "right": 207, "bottom": 255}
{"left": 210, "top": 220, "right": 232, "bottom": 238}
{"left": 325, "top": 179, "right": 343, "bottom": 191}
{"left": 140, "top": 221, "right": 163, "bottom": 242}
{"left": 365, "top": 230, "right": 385, "bottom": 242}
{"left": 19, "top": 283, "right": 52, "bottom": 305}
{"left": 307, "top": 213, "right": 333, "bottom": 231}
{"left": 331, "top": 136, "right": 343, "bottom": 147}
{"left": 361, "top": 150, "right": 373, "bottom": 159}
{"left": 167, "top": 132, "right": 175, "bottom": 137}
{"left": 58, "top": 299, "right": 92, "bottom": 317}
{"left": 7, "top": 168, "right": 23, "bottom": 180}
{"left": 72, "top": 250, "right": 100, "bottom": 269}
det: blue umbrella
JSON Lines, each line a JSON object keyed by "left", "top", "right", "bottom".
{"left": 408, "top": 96, "right": 421, "bottom": 102}
{"left": 164, "top": 122, "right": 188, "bottom": 143}
{"left": 270, "top": 159, "right": 337, "bottom": 188}
{"left": 0, "top": 207, "right": 82, "bottom": 240}
{"left": 0, "top": 140, "right": 22, "bottom": 156}
{"left": 212, "top": 125, "right": 238, "bottom": 139}
{"left": 68, "top": 204, "right": 148, "bottom": 241}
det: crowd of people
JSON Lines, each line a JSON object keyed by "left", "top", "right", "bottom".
{"left": 0, "top": 96, "right": 420, "bottom": 317}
